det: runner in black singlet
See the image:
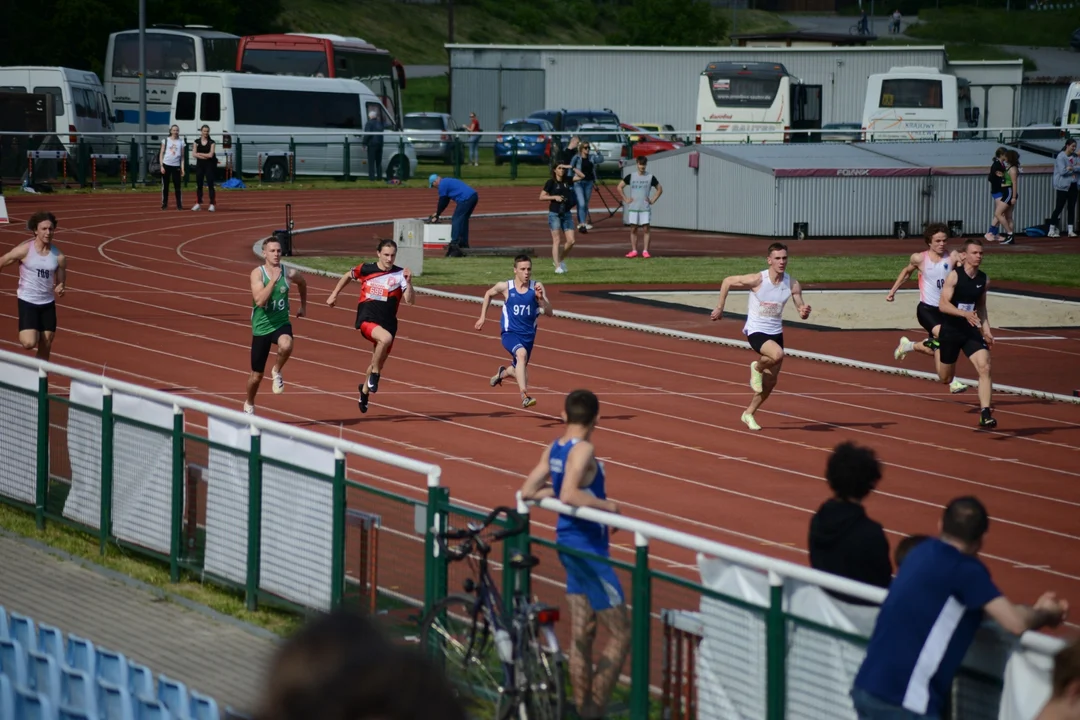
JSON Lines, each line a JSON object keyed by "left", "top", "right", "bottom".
{"left": 937, "top": 238, "right": 997, "bottom": 428}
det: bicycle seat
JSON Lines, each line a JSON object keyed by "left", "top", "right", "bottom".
{"left": 508, "top": 553, "right": 540, "bottom": 570}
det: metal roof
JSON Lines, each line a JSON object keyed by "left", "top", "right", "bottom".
{"left": 863, "top": 140, "right": 1056, "bottom": 174}
{"left": 444, "top": 43, "right": 947, "bottom": 54}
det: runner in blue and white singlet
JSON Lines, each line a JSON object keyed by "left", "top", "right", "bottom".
{"left": 475, "top": 255, "right": 552, "bottom": 408}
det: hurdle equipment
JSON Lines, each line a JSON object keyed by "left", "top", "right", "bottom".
{"left": 90, "top": 154, "right": 129, "bottom": 189}
{"left": 27, "top": 150, "right": 69, "bottom": 188}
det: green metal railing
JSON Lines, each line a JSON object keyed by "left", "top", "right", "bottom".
{"left": 0, "top": 350, "right": 1062, "bottom": 720}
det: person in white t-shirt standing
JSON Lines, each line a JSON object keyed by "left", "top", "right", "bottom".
{"left": 710, "top": 242, "right": 811, "bottom": 431}
{"left": 158, "top": 124, "right": 185, "bottom": 210}
{"left": 0, "top": 210, "right": 67, "bottom": 361}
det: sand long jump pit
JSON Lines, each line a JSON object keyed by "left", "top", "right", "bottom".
{"left": 603, "top": 288, "right": 1080, "bottom": 331}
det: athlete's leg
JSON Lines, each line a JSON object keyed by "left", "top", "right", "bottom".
{"left": 565, "top": 594, "right": 597, "bottom": 716}
{"left": 746, "top": 358, "right": 783, "bottom": 422}
{"left": 628, "top": 225, "right": 638, "bottom": 255}
{"left": 245, "top": 371, "right": 263, "bottom": 408}
{"left": 18, "top": 329, "right": 39, "bottom": 353}
{"left": 363, "top": 325, "right": 395, "bottom": 395}
{"left": 247, "top": 334, "right": 273, "bottom": 412}
{"left": 513, "top": 347, "right": 529, "bottom": 397}
{"left": 561, "top": 225, "right": 576, "bottom": 261}
{"left": 36, "top": 331, "right": 55, "bottom": 361}
{"left": 967, "top": 347, "right": 995, "bottom": 427}
{"left": 753, "top": 339, "right": 785, "bottom": 377}
{"left": 551, "top": 228, "right": 563, "bottom": 268}
{"left": 588, "top": 605, "right": 631, "bottom": 718}
{"left": 272, "top": 333, "right": 294, "bottom": 375}
{"left": 641, "top": 223, "right": 651, "bottom": 256}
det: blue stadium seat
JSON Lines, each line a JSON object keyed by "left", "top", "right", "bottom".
{"left": 14, "top": 687, "right": 56, "bottom": 720}
{"left": 127, "top": 663, "right": 154, "bottom": 701}
{"left": 156, "top": 676, "right": 189, "bottom": 718}
{"left": 223, "top": 708, "right": 252, "bottom": 720}
{"left": 0, "top": 606, "right": 9, "bottom": 641}
{"left": 97, "top": 680, "right": 135, "bottom": 720}
{"left": 38, "top": 625, "right": 66, "bottom": 663}
{"left": 66, "top": 637, "right": 97, "bottom": 679}
{"left": 1, "top": 674, "right": 14, "bottom": 719}
{"left": 28, "top": 651, "right": 62, "bottom": 707}
{"left": 60, "top": 668, "right": 97, "bottom": 716}
{"left": 8, "top": 612, "right": 38, "bottom": 654}
{"left": 135, "top": 696, "right": 173, "bottom": 720}
{"left": 96, "top": 650, "right": 129, "bottom": 690}
{"left": 58, "top": 708, "right": 97, "bottom": 720}
{"left": 0, "top": 638, "right": 28, "bottom": 689}
{"left": 189, "top": 691, "right": 219, "bottom": 720}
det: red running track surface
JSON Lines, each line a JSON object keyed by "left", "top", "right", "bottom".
{"left": 2, "top": 189, "right": 1079, "bottom": 634}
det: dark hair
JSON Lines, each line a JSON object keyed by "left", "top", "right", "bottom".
{"left": 963, "top": 237, "right": 984, "bottom": 251}
{"left": 565, "top": 389, "right": 599, "bottom": 426}
{"left": 923, "top": 222, "right": 949, "bottom": 245}
{"left": 766, "top": 242, "right": 788, "bottom": 257}
{"left": 941, "top": 496, "right": 990, "bottom": 544}
{"left": 1004, "top": 149, "right": 1020, "bottom": 167}
{"left": 824, "top": 441, "right": 882, "bottom": 501}
{"left": 27, "top": 211, "right": 57, "bottom": 232}
{"left": 894, "top": 534, "right": 930, "bottom": 568}
{"left": 513, "top": 254, "right": 531, "bottom": 267}
{"left": 255, "top": 609, "right": 466, "bottom": 720}
{"left": 377, "top": 239, "right": 398, "bottom": 252}
{"left": 1052, "top": 638, "right": 1080, "bottom": 698}
{"left": 1064, "top": 138, "right": 1077, "bottom": 152}
{"left": 637, "top": 155, "right": 647, "bottom": 165}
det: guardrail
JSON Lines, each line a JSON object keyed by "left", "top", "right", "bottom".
{"left": 0, "top": 349, "right": 1064, "bottom": 720}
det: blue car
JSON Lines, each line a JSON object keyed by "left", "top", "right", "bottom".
{"left": 494, "top": 118, "right": 555, "bottom": 165}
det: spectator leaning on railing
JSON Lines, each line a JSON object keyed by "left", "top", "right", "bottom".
{"left": 808, "top": 441, "right": 892, "bottom": 605}
{"left": 851, "top": 496, "right": 1069, "bottom": 720}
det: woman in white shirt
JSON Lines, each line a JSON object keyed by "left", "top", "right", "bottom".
{"left": 159, "top": 124, "right": 185, "bottom": 210}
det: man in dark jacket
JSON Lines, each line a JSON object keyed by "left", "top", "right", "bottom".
{"left": 363, "top": 109, "right": 386, "bottom": 182}
{"left": 808, "top": 441, "right": 892, "bottom": 604}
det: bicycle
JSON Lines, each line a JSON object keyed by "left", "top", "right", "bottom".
{"left": 421, "top": 506, "right": 567, "bottom": 720}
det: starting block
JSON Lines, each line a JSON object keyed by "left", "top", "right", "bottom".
{"left": 423, "top": 222, "right": 452, "bottom": 249}
{"left": 89, "top": 154, "right": 128, "bottom": 189}
{"left": 27, "top": 150, "right": 69, "bottom": 188}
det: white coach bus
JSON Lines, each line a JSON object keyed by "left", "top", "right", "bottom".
{"left": 0, "top": 66, "right": 115, "bottom": 153}
{"left": 861, "top": 66, "right": 975, "bottom": 141}
{"left": 694, "top": 61, "right": 822, "bottom": 144}
{"left": 168, "top": 72, "right": 417, "bottom": 182}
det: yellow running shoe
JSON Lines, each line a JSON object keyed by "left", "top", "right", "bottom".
{"left": 741, "top": 412, "right": 761, "bottom": 431}
{"left": 894, "top": 336, "right": 911, "bottom": 361}
{"left": 749, "top": 361, "right": 763, "bottom": 393}
{"left": 522, "top": 395, "right": 537, "bottom": 408}
{"left": 949, "top": 380, "right": 967, "bottom": 393}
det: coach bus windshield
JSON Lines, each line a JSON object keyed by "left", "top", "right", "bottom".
{"left": 240, "top": 49, "right": 329, "bottom": 76}
{"left": 111, "top": 33, "right": 197, "bottom": 79}
{"left": 706, "top": 72, "right": 782, "bottom": 108}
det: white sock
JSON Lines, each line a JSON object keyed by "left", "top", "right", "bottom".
{"left": 902, "top": 340, "right": 915, "bottom": 352}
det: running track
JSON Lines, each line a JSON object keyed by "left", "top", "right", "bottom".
{"left": 2, "top": 189, "right": 1079, "bottom": 632}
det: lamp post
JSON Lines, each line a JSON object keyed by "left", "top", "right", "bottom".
{"left": 138, "top": 0, "right": 148, "bottom": 184}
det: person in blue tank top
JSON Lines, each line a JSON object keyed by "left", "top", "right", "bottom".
{"left": 475, "top": 255, "right": 552, "bottom": 408}
{"left": 519, "top": 389, "right": 631, "bottom": 720}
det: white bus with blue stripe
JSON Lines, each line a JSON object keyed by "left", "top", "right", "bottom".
{"left": 104, "top": 25, "right": 239, "bottom": 142}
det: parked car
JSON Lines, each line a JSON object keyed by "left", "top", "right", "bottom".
{"left": 575, "top": 123, "right": 629, "bottom": 175}
{"left": 620, "top": 123, "right": 683, "bottom": 158}
{"left": 403, "top": 112, "right": 457, "bottom": 163}
{"left": 493, "top": 118, "right": 555, "bottom": 165}
{"left": 527, "top": 108, "right": 622, "bottom": 159}
{"left": 628, "top": 122, "right": 677, "bottom": 142}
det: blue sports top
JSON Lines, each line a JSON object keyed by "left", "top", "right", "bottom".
{"left": 549, "top": 437, "right": 609, "bottom": 552}
{"left": 437, "top": 177, "right": 477, "bottom": 203}
{"left": 501, "top": 279, "right": 539, "bottom": 342}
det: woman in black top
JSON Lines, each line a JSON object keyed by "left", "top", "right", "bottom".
{"left": 540, "top": 163, "right": 584, "bottom": 274}
{"left": 984, "top": 147, "right": 1009, "bottom": 243}
{"left": 191, "top": 124, "right": 218, "bottom": 212}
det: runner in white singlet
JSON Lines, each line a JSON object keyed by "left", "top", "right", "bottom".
{"left": 885, "top": 222, "right": 967, "bottom": 393}
{"left": 0, "top": 210, "right": 67, "bottom": 361}
{"left": 710, "top": 243, "right": 811, "bottom": 432}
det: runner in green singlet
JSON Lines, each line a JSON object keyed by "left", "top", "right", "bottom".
{"left": 245, "top": 237, "right": 307, "bottom": 415}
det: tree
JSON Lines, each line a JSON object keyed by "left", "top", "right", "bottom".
{"left": 606, "top": 0, "right": 728, "bottom": 46}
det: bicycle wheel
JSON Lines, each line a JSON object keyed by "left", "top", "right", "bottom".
{"left": 521, "top": 620, "right": 566, "bottom": 720}
{"left": 421, "top": 594, "right": 509, "bottom": 719}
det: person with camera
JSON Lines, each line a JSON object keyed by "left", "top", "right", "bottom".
{"left": 570, "top": 140, "right": 604, "bottom": 234}
{"left": 541, "top": 163, "right": 584, "bottom": 274}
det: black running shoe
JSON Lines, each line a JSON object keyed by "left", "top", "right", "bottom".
{"left": 358, "top": 383, "right": 370, "bottom": 414}
{"left": 367, "top": 373, "right": 380, "bottom": 394}
{"left": 490, "top": 366, "right": 506, "bottom": 387}
{"left": 979, "top": 408, "right": 997, "bottom": 428}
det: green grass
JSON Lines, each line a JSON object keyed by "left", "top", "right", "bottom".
{"left": 297, "top": 254, "right": 1080, "bottom": 288}
{"left": 726, "top": 9, "right": 796, "bottom": 36}
{"left": 905, "top": 7, "right": 1080, "bottom": 47}
{"left": 0, "top": 503, "right": 302, "bottom": 637}
{"left": 402, "top": 75, "right": 450, "bottom": 116}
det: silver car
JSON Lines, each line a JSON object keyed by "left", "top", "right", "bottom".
{"left": 575, "top": 123, "right": 629, "bottom": 175}
{"left": 403, "top": 112, "right": 457, "bottom": 163}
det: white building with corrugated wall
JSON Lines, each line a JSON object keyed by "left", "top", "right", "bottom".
{"left": 446, "top": 44, "right": 1026, "bottom": 138}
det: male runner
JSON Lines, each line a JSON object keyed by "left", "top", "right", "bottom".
{"left": 0, "top": 211, "right": 67, "bottom": 361}
{"left": 886, "top": 222, "right": 967, "bottom": 394}
{"left": 245, "top": 237, "right": 307, "bottom": 415}
{"left": 937, "top": 238, "right": 997, "bottom": 428}
{"left": 326, "top": 239, "right": 415, "bottom": 414}
{"left": 474, "top": 255, "right": 553, "bottom": 409}
{"left": 519, "top": 389, "right": 630, "bottom": 720}
{"left": 710, "top": 242, "right": 811, "bottom": 432}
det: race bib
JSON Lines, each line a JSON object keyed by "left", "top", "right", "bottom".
{"left": 758, "top": 302, "right": 783, "bottom": 318}
{"left": 958, "top": 302, "right": 975, "bottom": 312}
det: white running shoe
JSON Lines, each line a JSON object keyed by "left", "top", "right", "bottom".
{"left": 243, "top": 402, "right": 255, "bottom": 415}
{"left": 209, "top": 204, "right": 216, "bottom": 212}
{"left": 191, "top": 204, "right": 200, "bottom": 211}
{"left": 749, "top": 362, "right": 763, "bottom": 393}
{"left": 741, "top": 412, "right": 761, "bottom": 431}
{"left": 554, "top": 265, "right": 565, "bottom": 274}
{"left": 949, "top": 380, "right": 967, "bottom": 393}
{"left": 894, "top": 336, "right": 911, "bottom": 361}
{"left": 558, "top": 261, "right": 567, "bottom": 273}
{"left": 272, "top": 369, "right": 285, "bottom": 394}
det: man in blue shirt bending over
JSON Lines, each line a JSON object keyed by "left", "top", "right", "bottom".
{"left": 428, "top": 174, "right": 478, "bottom": 257}
{"left": 852, "top": 496, "right": 1069, "bottom": 719}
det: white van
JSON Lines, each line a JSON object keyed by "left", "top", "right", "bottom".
{"left": 0, "top": 66, "right": 116, "bottom": 154}
{"left": 861, "top": 67, "right": 968, "bottom": 141}
{"left": 169, "top": 72, "right": 417, "bottom": 182}
{"left": 1061, "top": 81, "right": 1080, "bottom": 138}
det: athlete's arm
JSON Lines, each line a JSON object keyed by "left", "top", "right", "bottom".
{"left": 0, "top": 242, "right": 29, "bottom": 272}
{"left": 559, "top": 443, "right": 618, "bottom": 514}
{"left": 977, "top": 278, "right": 992, "bottom": 346}
{"left": 325, "top": 268, "right": 356, "bottom": 308}
{"left": 791, "top": 279, "right": 812, "bottom": 320}
{"left": 885, "top": 252, "right": 922, "bottom": 301}
{"left": 984, "top": 593, "right": 1068, "bottom": 636}
{"left": 250, "top": 267, "right": 276, "bottom": 308}
{"left": 616, "top": 177, "right": 628, "bottom": 200}
{"left": 54, "top": 251, "right": 67, "bottom": 297}
{"left": 475, "top": 281, "right": 509, "bottom": 330}
{"left": 287, "top": 267, "right": 308, "bottom": 318}
{"left": 1008, "top": 167, "right": 1019, "bottom": 203}
{"left": 520, "top": 445, "right": 555, "bottom": 501}
{"left": 401, "top": 268, "right": 416, "bottom": 306}
{"left": 650, "top": 181, "right": 663, "bottom": 205}
{"left": 710, "top": 272, "right": 762, "bottom": 321}
{"left": 535, "top": 281, "right": 553, "bottom": 316}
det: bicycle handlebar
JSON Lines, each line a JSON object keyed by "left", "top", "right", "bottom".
{"left": 437, "top": 506, "right": 527, "bottom": 560}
